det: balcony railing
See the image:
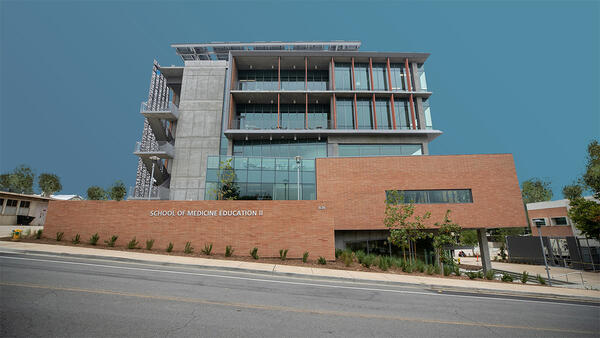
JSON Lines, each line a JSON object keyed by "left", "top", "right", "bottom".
{"left": 134, "top": 141, "right": 174, "bottom": 159}
{"left": 229, "top": 119, "right": 334, "bottom": 130}
{"left": 140, "top": 101, "right": 179, "bottom": 120}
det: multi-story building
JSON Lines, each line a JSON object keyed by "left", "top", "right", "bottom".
{"left": 132, "top": 41, "right": 441, "bottom": 201}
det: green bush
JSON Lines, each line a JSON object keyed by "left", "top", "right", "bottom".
{"left": 302, "top": 251, "right": 309, "bottom": 263}
{"left": 377, "top": 256, "right": 391, "bottom": 271}
{"left": 415, "top": 260, "right": 425, "bottom": 273}
{"left": 250, "top": 247, "right": 259, "bottom": 259}
{"left": 426, "top": 264, "right": 435, "bottom": 275}
{"left": 335, "top": 248, "right": 343, "bottom": 259}
{"left": 317, "top": 256, "right": 327, "bottom": 265}
{"left": 466, "top": 271, "right": 478, "bottom": 280}
{"left": 433, "top": 264, "right": 441, "bottom": 275}
{"left": 501, "top": 272, "right": 514, "bottom": 282}
{"left": 105, "top": 235, "right": 118, "bottom": 247}
{"left": 391, "top": 257, "right": 405, "bottom": 269}
{"left": 35, "top": 229, "right": 42, "bottom": 239}
{"left": 403, "top": 262, "right": 414, "bottom": 273}
{"left": 340, "top": 250, "right": 353, "bottom": 267}
{"left": 355, "top": 250, "right": 366, "bottom": 265}
{"left": 71, "top": 234, "right": 80, "bottom": 244}
{"left": 166, "top": 242, "right": 174, "bottom": 252}
{"left": 225, "top": 245, "right": 234, "bottom": 257}
{"left": 485, "top": 270, "right": 495, "bottom": 280}
{"left": 536, "top": 274, "right": 546, "bottom": 285}
{"left": 361, "top": 254, "right": 376, "bottom": 268}
{"left": 127, "top": 237, "right": 139, "bottom": 249}
{"left": 145, "top": 239, "right": 154, "bottom": 250}
{"left": 89, "top": 233, "right": 99, "bottom": 245}
{"left": 202, "top": 243, "right": 213, "bottom": 255}
{"left": 184, "top": 241, "right": 193, "bottom": 254}
{"left": 477, "top": 270, "right": 483, "bottom": 279}
{"left": 279, "top": 248, "right": 288, "bottom": 261}
{"left": 56, "top": 232, "right": 64, "bottom": 241}
{"left": 521, "top": 271, "right": 529, "bottom": 284}
{"left": 443, "top": 265, "right": 453, "bottom": 276}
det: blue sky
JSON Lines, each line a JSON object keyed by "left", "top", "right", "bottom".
{"left": 1, "top": 1, "right": 598, "bottom": 199}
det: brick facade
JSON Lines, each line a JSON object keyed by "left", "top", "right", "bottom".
{"left": 528, "top": 206, "right": 574, "bottom": 237}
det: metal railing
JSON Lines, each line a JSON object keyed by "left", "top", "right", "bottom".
{"left": 134, "top": 141, "right": 174, "bottom": 157}
{"left": 228, "top": 119, "right": 334, "bottom": 130}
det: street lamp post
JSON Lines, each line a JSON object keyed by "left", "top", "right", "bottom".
{"left": 148, "top": 155, "right": 159, "bottom": 199}
{"left": 295, "top": 156, "right": 302, "bottom": 200}
{"left": 536, "top": 224, "right": 552, "bottom": 286}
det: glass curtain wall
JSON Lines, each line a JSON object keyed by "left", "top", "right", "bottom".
{"left": 280, "top": 104, "right": 305, "bottom": 129}
{"left": 307, "top": 104, "right": 330, "bottom": 129}
{"left": 393, "top": 100, "right": 412, "bottom": 129}
{"left": 238, "top": 70, "right": 278, "bottom": 90}
{"left": 354, "top": 63, "right": 370, "bottom": 90}
{"left": 338, "top": 144, "right": 422, "bottom": 157}
{"left": 336, "top": 99, "right": 355, "bottom": 129}
{"left": 389, "top": 64, "right": 407, "bottom": 91}
{"left": 356, "top": 99, "right": 373, "bottom": 129}
{"left": 334, "top": 63, "right": 352, "bottom": 90}
{"left": 386, "top": 189, "right": 473, "bottom": 204}
{"left": 375, "top": 99, "right": 392, "bottom": 129}
{"left": 236, "top": 104, "right": 278, "bottom": 129}
{"left": 422, "top": 100, "right": 433, "bottom": 129}
{"left": 280, "top": 70, "right": 305, "bottom": 90}
{"left": 307, "top": 70, "right": 328, "bottom": 90}
{"left": 417, "top": 64, "right": 427, "bottom": 91}
{"left": 372, "top": 64, "right": 388, "bottom": 90}
{"left": 232, "top": 139, "right": 327, "bottom": 158}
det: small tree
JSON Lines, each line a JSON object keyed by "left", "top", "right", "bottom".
{"left": 460, "top": 229, "right": 478, "bottom": 254}
{"left": 38, "top": 173, "right": 62, "bottom": 197}
{"left": 87, "top": 186, "right": 107, "bottom": 200}
{"left": 385, "top": 190, "right": 431, "bottom": 263}
{"left": 215, "top": 159, "right": 239, "bottom": 200}
{"left": 521, "top": 178, "right": 553, "bottom": 204}
{"left": 432, "top": 210, "right": 461, "bottom": 269}
{"left": 109, "top": 180, "right": 127, "bottom": 201}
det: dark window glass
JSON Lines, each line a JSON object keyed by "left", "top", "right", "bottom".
{"left": 336, "top": 99, "right": 355, "bottom": 129}
{"left": 238, "top": 70, "right": 278, "bottom": 90}
{"left": 552, "top": 217, "right": 568, "bottom": 226}
{"left": 394, "top": 100, "right": 412, "bottom": 129}
{"left": 532, "top": 218, "right": 546, "bottom": 226}
{"left": 236, "top": 104, "right": 278, "bottom": 129}
{"left": 334, "top": 63, "right": 352, "bottom": 90}
{"left": 386, "top": 189, "right": 473, "bottom": 204}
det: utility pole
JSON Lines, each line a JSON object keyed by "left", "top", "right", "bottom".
{"left": 536, "top": 224, "right": 552, "bottom": 286}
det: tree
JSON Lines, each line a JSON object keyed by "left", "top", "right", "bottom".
{"left": 38, "top": 173, "right": 62, "bottom": 197}
{"left": 108, "top": 180, "right": 127, "bottom": 201}
{"left": 87, "top": 186, "right": 107, "bottom": 200}
{"left": 521, "top": 178, "right": 553, "bottom": 204}
{"left": 432, "top": 210, "right": 461, "bottom": 269}
{"left": 384, "top": 190, "right": 431, "bottom": 262}
{"left": 0, "top": 165, "right": 35, "bottom": 194}
{"left": 460, "top": 229, "right": 478, "bottom": 253}
{"left": 563, "top": 140, "right": 600, "bottom": 240}
{"left": 216, "top": 159, "right": 239, "bottom": 200}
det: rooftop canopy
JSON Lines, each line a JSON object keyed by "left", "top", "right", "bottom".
{"left": 171, "top": 41, "right": 362, "bottom": 61}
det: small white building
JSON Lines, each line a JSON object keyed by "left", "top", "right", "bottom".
{"left": 0, "top": 191, "right": 52, "bottom": 227}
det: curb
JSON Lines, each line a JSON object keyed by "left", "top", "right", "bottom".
{"left": 1, "top": 247, "right": 599, "bottom": 305}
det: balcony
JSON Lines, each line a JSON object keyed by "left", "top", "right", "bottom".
{"left": 133, "top": 141, "right": 174, "bottom": 159}
{"left": 140, "top": 101, "right": 179, "bottom": 120}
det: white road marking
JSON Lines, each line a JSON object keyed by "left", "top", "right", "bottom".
{"left": 1, "top": 254, "right": 597, "bottom": 308}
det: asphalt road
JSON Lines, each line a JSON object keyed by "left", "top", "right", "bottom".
{"left": 1, "top": 252, "right": 599, "bottom": 337}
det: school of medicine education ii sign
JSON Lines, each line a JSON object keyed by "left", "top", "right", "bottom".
{"left": 149, "top": 209, "right": 263, "bottom": 217}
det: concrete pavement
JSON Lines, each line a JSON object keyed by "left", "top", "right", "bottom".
{"left": 1, "top": 241, "right": 599, "bottom": 302}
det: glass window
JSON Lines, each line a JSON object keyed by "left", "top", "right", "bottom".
{"left": 334, "top": 63, "right": 352, "bottom": 90}
{"left": 18, "top": 201, "right": 30, "bottom": 216}
{"left": 390, "top": 64, "right": 407, "bottom": 90}
{"left": 417, "top": 64, "right": 428, "bottom": 91}
{"left": 394, "top": 100, "right": 412, "bottom": 129}
{"left": 375, "top": 99, "right": 392, "bottom": 130}
{"left": 422, "top": 100, "right": 433, "bottom": 130}
{"left": 551, "top": 217, "right": 568, "bottom": 226}
{"left": 280, "top": 70, "right": 305, "bottom": 91}
{"left": 336, "top": 99, "right": 355, "bottom": 129}
{"left": 4, "top": 199, "right": 17, "bottom": 215}
{"left": 356, "top": 99, "right": 373, "bottom": 129}
{"left": 307, "top": 70, "right": 328, "bottom": 91}
{"left": 386, "top": 189, "right": 473, "bottom": 204}
{"left": 532, "top": 218, "right": 547, "bottom": 226}
{"left": 372, "top": 64, "right": 388, "bottom": 90}
{"left": 354, "top": 63, "right": 370, "bottom": 90}
{"left": 236, "top": 104, "right": 278, "bottom": 130}
{"left": 238, "top": 70, "right": 278, "bottom": 90}
{"left": 307, "top": 104, "right": 330, "bottom": 129}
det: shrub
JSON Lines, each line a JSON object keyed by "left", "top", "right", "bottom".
{"left": 377, "top": 256, "right": 391, "bottom": 271}
{"left": 340, "top": 250, "right": 353, "bottom": 267}
{"left": 56, "top": 232, "right": 64, "bottom": 241}
{"left": 146, "top": 239, "right": 155, "bottom": 250}
{"left": 403, "top": 262, "right": 414, "bottom": 273}
{"left": 361, "top": 254, "right": 376, "bottom": 268}
{"left": 466, "top": 271, "right": 478, "bottom": 280}
{"left": 35, "top": 229, "right": 42, "bottom": 239}
{"left": 127, "top": 237, "right": 139, "bottom": 250}
{"left": 250, "top": 247, "right": 259, "bottom": 260}
{"left": 202, "top": 243, "right": 213, "bottom": 255}
{"left": 335, "top": 248, "right": 343, "bottom": 259}
{"left": 89, "top": 233, "right": 99, "bottom": 245}
{"left": 279, "top": 248, "right": 288, "bottom": 261}
{"left": 456, "top": 267, "right": 463, "bottom": 277}
{"left": 225, "top": 245, "right": 234, "bottom": 257}
{"left": 105, "top": 235, "right": 118, "bottom": 247}
{"left": 477, "top": 270, "right": 484, "bottom": 279}
{"left": 501, "top": 273, "right": 514, "bottom": 282}
{"left": 433, "top": 264, "right": 441, "bottom": 275}
{"left": 443, "top": 265, "right": 452, "bottom": 276}
{"left": 24, "top": 229, "right": 31, "bottom": 238}
{"left": 166, "top": 242, "right": 174, "bottom": 252}
{"left": 521, "top": 271, "right": 529, "bottom": 284}
{"left": 71, "top": 234, "right": 80, "bottom": 244}
{"left": 426, "top": 264, "right": 435, "bottom": 275}
{"left": 355, "top": 250, "right": 366, "bottom": 265}
{"left": 317, "top": 256, "right": 327, "bottom": 265}
{"left": 302, "top": 251, "right": 309, "bottom": 263}
{"left": 485, "top": 270, "right": 495, "bottom": 280}
{"left": 536, "top": 274, "right": 546, "bottom": 285}
{"left": 415, "top": 260, "right": 425, "bottom": 273}
{"left": 391, "top": 257, "right": 404, "bottom": 269}
{"left": 184, "top": 241, "right": 193, "bottom": 254}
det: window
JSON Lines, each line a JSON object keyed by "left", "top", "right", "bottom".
{"left": 307, "top": 70, "right": 328, "bottom": 90}
{"left": 18, "top": 201, "right": 30, "bottom": 216}
{"left": 551, "top": 217, "right": 568, "bottom": 226}
{"left": 386, "top": 189, "right": 473, "bottom": 204}
{"left": 417, "top": 64, "right": 427, "bottom": 91}
{"left": 4, "top": 199, "right": 18, "bottom": 215}
{"left": 389, "top": 64, "right": 407, "bottom": 90}
{"left": 339, "top": 144, "right": 422, "bottom": 157}
{"left": 307, "top": 104, "right": 330, "bottom": 129}
{"left": 280, "top": 104, "right": 305, "bottom": 130}
{"left": 280, "top": 70, "right": 305, "bottom": 91}
{"left": 0, "top": 198, "right": 4, "bottom": 213}
{"left": 422, "top": 100, "right": 433, "bottom": 130}
{"left": 372, "top": 64, "right": 388, "bottom": 90}
{"left": 532, "top": 218, "right": 547, "bottom": 227}
{"left": 354, "top": 63, "right": 370, "bottom": 90}
{"left": 356, "top": 99, "right": 373, "bottom": 129}
{"left": 394, "top": 100, "right": 412, "bottom": 129}
{"left": 375, "top": 99, "right": 392, "bottom": 130}
{"left": 334, "top": 63, "right": 352, "bottom": 90}
{"left": 238, "top": 70, "right": 278, "bottom": 91}
{"left": 336, "top": 99, "right": 355, "bottom": 129}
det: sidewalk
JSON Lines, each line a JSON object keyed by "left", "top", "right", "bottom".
{"left": 460, "top": 257, "right": 600, "bottom": 290}
{"left": 1, "top": 241, "right": 599, "bottom": 302}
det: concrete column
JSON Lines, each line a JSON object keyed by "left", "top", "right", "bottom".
{"left": 477, "top": 228, "right": 492, "bottom": 273}
{"left": 415, "top": 97, "right": 426, "bottom": 130}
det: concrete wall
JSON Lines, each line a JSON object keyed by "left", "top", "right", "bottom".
{"left": 44, "top": 200, "right": 335, "bottom": 260}
{"left": 170, "top": 60, "right": 227, "bottom": 200}
{"left": 327, "top": 135, "right": 429, "bottom": 156}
